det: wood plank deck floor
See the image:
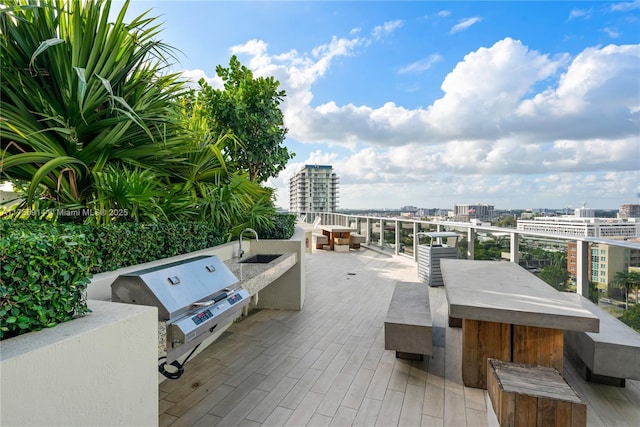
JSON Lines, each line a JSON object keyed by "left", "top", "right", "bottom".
{"left": 159, "top": 249, "right": 640, "bottom": 427}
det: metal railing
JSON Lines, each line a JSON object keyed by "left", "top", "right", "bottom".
{"left": 300, "top": 211, "right": 640, "bottom": 300}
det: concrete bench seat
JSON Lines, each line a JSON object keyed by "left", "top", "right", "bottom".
{"left": 384, "top": 281, "right": 432, "bottom": 360}
{"left": 350, "top": 234, "right": 365, "bottom": 249}
{"left": 564, "top": 294, "right": 640, "bottom": 387}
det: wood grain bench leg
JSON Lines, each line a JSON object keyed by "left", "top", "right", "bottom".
{"left": 462, "top": 319, "right": 511, "bottom": 389}
{"left": 487, "top": 358, "right": 586, "bottom": 427}
{"left": 512, "top": 325, "right": 563, "bottom": 374}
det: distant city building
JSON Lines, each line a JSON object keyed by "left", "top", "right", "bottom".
{"left": 400, "top": 206, "right": 417, "bottom": 217}
{"left": 568, "top": 241, "right": 632, "bottom": 296}
{"left": 574, "top": 204, "right": 595, "bottom": 218}
{"left": 289, "top": 164, "right": 339, "bottom": 213}
{"left": 567, "top": 241, "right": 592, "bottom": 281}
{"left": 400, "top": 205, "right": 417, "bottom": 212}
{"left": 413, "top": 208, "right": 447, "bottom": 218}
{"left": 517, "top": 217, "right": 639, "bottom": 238}
{"left": 591, "top": 243, "right": 630, "bottom": 296}
{"left": 618, "top": 204, "right": 640, "bottom": 219}
{"left": 453, "top": 204, "right": 494, "bottom": 222}
{"left": 630, "top": 240, "right": 640, "bottom": 268}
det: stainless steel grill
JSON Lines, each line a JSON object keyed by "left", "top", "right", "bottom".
{"left": 111, "top": 255, "right": 249, "bottom": 364}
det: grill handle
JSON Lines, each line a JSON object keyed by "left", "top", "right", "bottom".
{"left": 192, "top": 292, "right": 228, "bottom": 307}
{"left": 192, "top": 301, "right": 215, "bottom": 307}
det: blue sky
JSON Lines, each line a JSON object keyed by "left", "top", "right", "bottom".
{"left": 116, "top": 1, "right": 640, "bottom": 210}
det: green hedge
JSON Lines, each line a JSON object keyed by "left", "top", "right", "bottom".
{"left": 257, "top": 213, "right": 296, "bottom": 240}
{"left": 87, "top": 222, "right": 225, "bottom": 273}
{"left": 0, "top": 224, "right": 95, "bottom": 340}
{"left": 0, "top": 220, "right": 225, "bottom": 340}
{"left": 0, "top": 214, "right": 295, "bottom": 340}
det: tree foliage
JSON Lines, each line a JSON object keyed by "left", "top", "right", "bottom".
{"left": 494, "top": 215, "right": 516, "bottom": 228}
{"left": 612, "top": 271, "right": 640, "bottom": 311}
{"left": 198, "top": 55, "right": 294, "bottom": 183}
{"left": 0, "top": 1, "right": 279, "bottom": 236}
{"left": 173, "top": 91, "right": 276, "bottom": 236}
{"left": 620, "top": 303, "right": 640, "bottom": 332}
{"left": 588, "top": 281, "right": 599, "bottom": 304}
{"left": 539, "top": 265, "right": 569, "bottom": 291}
{"left": 0, "top": 0, "right": 187, "bottom": 218}
{"left": 473, "top": 239, "right": 506, "bottom": 260}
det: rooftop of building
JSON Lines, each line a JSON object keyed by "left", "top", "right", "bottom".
{"left": 159, "top": 248, "right": 639, "bottom": 427}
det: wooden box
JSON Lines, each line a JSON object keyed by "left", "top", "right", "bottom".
{"left": 334, "top": 237, "right": 350, "bottom": 245}
{"left": 487, "top": 358, "right": 586, "bottom": 427}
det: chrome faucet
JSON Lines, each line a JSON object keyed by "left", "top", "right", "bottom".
{"left": 238, "top": 228, "right": 259, "bottom": 258}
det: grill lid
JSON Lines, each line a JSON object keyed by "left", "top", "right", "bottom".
{"left": 111, "top": 255, "right": 239, "bottom": 320}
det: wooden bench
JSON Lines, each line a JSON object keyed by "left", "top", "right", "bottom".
{"left": 313, "top": 233, "right": 328, "bottom": 249}
{"left": 333, "top": 237, "right": 350, "bottom": 252}
{"left": 384, "top": 281, "right": 433, "bottom": 360}
{"left": 564, "top": 294, "right": 640, "bottom": 387}
{"left": 487, "top": 358, "right": 586, "bottom": 427}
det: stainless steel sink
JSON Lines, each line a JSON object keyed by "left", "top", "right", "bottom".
{"left": 240, "top": 254, "right": 282, "bottom": 264}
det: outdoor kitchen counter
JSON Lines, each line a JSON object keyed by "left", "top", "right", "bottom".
{"left": 224, "top": 252, "right": 297, "bottom": 296}
{"left": 157, "top": 252, "right": 297, "bottom": 356}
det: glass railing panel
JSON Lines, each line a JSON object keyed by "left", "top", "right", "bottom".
{"left": 519, "top": 234, "right": 569, "bottom": 288}
{"left": 382, "top": 220, "right": 396, "bottom": 252}
{"left": 399, "top": 220, "right": 415, "bottom": 257}
{"left": 300, "top": 211, "right": 636, "bottom": 312}
{"left": 472, "top": 230, "right": 511, "bottom": 261}
{"left": 370, "top": 219, "right": 381, "bottom": 247}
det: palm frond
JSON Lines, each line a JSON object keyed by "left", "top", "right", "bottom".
{"left": 0, "top": 0, "right": 187, "bottom": 211}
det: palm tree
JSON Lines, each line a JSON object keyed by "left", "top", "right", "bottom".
{"left": 1, "top": 0, "right": 278, "bottom": 233}
{"left": 1, "top": 0, "right": 188, "bottom": 219}
{"left": 612, "top": 271, "right": 636, "bottom": 311}
{"left": 629, "top": 271, "right": 640, "bottom": 305}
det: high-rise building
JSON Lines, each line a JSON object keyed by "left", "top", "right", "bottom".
{"left": 517, "top": 217, "right": 639, "bottom": 238}
{"left": 289, "top": 164, "right": 339, "bottom": 213}
{"left": 568, "top": 241, "right": 631, "bottom": 297}
{"left": 574, "top": 205, "right": 595, "bottom": 218}
{"left": 453, "top": 204, "right": 495, "bottom": 222}
{"left": 591, "top": 243, "right": 630, "bottom": 296}
{"left": 618, "top": 204, "right": 640, "bottom": 219}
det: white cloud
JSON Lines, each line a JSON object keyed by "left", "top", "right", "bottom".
{"left": 438, "top": 10, "right": 451, "bottom": 18}
{"left": 179, "top": 69, "right": 222, "bottom": 89}
{"left": 372, "top": 19, "right": 404, "bottom": 40}
{"left": 516, "top": 44, "right": 640, "bottom": 138}
{"left": 182, "top": 31, "right": 639, "bottom": 209}
{"left": 450, "top": 17, "right": 482, "bottom": 34}
{"left": 398, "top": 54, "right": 442, "bottom": 74}
{"left": 230, "top": 39, "right": 268, "bottom": 57}
{"left": 569, "top": 9, "right": 590, "bottom": 20}
{"left": 603, "top": 27, "right": 621, "bottom": 38}
{"left": 611, "top": 0, "right": 640, "bottom": 12}
{"left": 267, "top": 36, "right": 637, "bottom": 160}
{"left": 427, "top": 38, "right": 569, "bottom": 138}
